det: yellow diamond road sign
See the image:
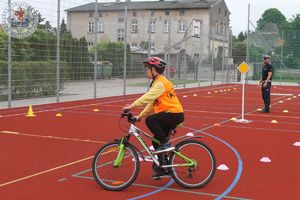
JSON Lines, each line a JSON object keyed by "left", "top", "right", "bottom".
{"left": 237, "top": 61, "right": 249, "bottom": 74}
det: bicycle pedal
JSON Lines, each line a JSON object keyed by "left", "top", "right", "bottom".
{"left": 152, "top": 176, "right": 162, "bottom": 180}
{"left": 151, "top": 172, "right": 171, "bottom": 180}
{"left": 159, "top": 174, "right": 171, "bottom": 178}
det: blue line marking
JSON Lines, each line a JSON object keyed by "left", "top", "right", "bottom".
{"left": 196, "top": 130, "right": 243, "bottom": 200}
{"left": 127, "top": 179, "right": 174, "bottom": 200}
{"left": 127, "top": 127, "right": 242, "bottom": 200}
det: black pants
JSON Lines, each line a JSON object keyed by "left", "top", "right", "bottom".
{"left": 261, "top": 82, "right": 271, "bottom": 111}
{"left": 145, "top": 112, "right": 184, "bottom": 149}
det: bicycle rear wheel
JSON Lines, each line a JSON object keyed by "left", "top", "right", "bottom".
{"left": 92, "top": 141, "right": 140, "bottom": 191}
{"left": 169, "top": 140, "right": 216, "bottom": 189}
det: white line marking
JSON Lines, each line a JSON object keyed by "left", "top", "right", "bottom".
{"left": 0, "top": 156, "right": 93, "bottom": 187}
{"left": 271, "top": 93, "right": 293, "bottom": 96}
{"left": 0, "top": 130, "right": 106, "bottom": 144}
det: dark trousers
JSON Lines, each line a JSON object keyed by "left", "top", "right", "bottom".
{"left": 261, "top": 82, "right": 271, "bottom": 111}
{"left": 145, "top": 112, "right": 184, "bottom": 149}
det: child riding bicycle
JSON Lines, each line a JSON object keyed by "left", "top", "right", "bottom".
{"left": 122, "top": 57, "right": 184, "bottom": 178}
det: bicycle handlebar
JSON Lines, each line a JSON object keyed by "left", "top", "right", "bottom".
{"left": 121, "top": 109, "right": 137, "bottom": 124}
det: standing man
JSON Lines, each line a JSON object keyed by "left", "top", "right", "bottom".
{"left": 259, "top": 54, "right": 273, "bottom": 113}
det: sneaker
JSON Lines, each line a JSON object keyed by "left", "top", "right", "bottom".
{"left": 153, "top": 142, "right": 174, "bottom": 154}
{"left": 260, "top": 109, "right": 270, "bottom": 113}
{"left": 151, "top": 171, "right": 171, "bottom": 180}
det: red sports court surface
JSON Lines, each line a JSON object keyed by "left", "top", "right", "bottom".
{"left": 1, "top": 84, "right": 300, "bottom": 200}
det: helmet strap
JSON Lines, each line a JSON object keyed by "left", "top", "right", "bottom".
{"left": 149, "top": 71, "right": 159, "bottom": 87}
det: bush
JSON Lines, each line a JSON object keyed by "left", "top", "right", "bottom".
{"left": 0, "top": 61, "right": 69, "bottom": 100}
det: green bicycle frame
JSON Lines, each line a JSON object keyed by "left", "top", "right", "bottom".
{"left": 171, "top": 150, "right": 196, "bottom": 167}
{"left": 141, "top": 131, "right": 196, "bottom": 168}
{"left": 113, "top": 138, "right": 125, "bottom": 167}
{"left": 112, "top": 126, "right": 196, "bottom": 168}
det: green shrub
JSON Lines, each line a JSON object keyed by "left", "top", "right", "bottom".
{"left": 0, "top": 61, "right": 69, "bottom": 100}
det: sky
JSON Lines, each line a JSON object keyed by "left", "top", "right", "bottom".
{"left": 226, "top": 0, "right": 300, "bottom": 35}
{"left": 1, "top": 0, "right": 300, "bottom": 36}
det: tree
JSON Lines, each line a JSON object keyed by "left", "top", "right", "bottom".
{"left": 256, "top": 8, "right": 289, "bottom": 31}
{"left": 0, "top": 31, "right": 8, "bottom": 61}
{"left": 92, "top": 41, "right": 131, "bottom": 77}
{"left": 140, "top": 41, "right": 150, "bottom": 50}
{"left": 285, "top": 14, "right": 300, "bottom": 66}
{"left": 60, "top": 18, "right": 68, "bottom": 35}
{"left": 237, "top": 31, "right": 247, "bottom": 41}
{"left": 232, "top": 37, "right": 246, "bottom": 64}
{"left": 290, "top": 14, "right": 300, "bottom": 30}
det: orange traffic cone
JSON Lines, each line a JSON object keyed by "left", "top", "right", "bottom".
{"left": 25, "top": 105, "right": 36, "bottom": 117}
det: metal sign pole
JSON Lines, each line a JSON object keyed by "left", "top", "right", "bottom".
{"left": 241, "top": 73, "right": 245, "bottom": 120}
{"left": 236, "top": 62, "right": 252, "bottom": 123}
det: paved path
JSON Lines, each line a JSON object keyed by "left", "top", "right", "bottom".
{"left": 0, "top": 78, "right": 297, "bottom": 108}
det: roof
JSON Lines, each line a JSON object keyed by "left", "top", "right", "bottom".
{"left": 65, "top": 0, "right": 216, "bottom": 12}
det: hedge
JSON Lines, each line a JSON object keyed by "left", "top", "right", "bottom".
{"left": 0, "top": 61, "right": 69, "bottom": 100}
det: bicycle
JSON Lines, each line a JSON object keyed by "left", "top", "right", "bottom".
{"left": 92, "top": 110, "right": 216, "bottom": 191}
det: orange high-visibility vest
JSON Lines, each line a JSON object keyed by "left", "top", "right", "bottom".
{"left": 153, "top": 75, "right": 183, "bottom": 113}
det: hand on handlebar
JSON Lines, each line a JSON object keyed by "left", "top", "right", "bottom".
{"left": 122, "top": 106, "right": 132, "bottom": 113}
{"left": 121, "top": 108, "right": 141, "bottom": 124}
{"left": 133, "top": 116, "right": 141, "bottom": 122}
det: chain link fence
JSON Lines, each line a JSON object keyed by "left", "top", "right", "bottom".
{"left": 247, "top": 4, "right": 300, "bottom": 84}
{"left": 1, "top": 0, "right": 239, "bottom": 108}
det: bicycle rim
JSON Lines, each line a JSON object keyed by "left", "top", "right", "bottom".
{"left": 92, "top": 142, "right": 139, "bottom": 191}
{"left": 170, "top": 140, "right": 216, "bottom": 189}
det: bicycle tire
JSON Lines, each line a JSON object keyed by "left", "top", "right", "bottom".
{"left": 169, "top": 139, "right": 216, "bottom": 189}
{"left": 92, "top": 141, "right": 140, "bottom": 191}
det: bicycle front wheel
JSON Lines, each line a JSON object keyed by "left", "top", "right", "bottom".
{"left": 169, "top": 140, "right": 216, "bottom": 189}
{"left": 92, "top": 141, "right": 140, "bottom": 191}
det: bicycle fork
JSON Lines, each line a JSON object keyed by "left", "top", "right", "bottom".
{"left": 113, "top": 138, "right": 126, "bottom": 168}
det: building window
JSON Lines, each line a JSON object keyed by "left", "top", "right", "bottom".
{"left": 131, "top": 19, "right": 138, "bottom": 33}
{"left": 178, "top": 20, "right": 186, "bottom": 32}
{"left": 98, "top": 21, "right": 104, "bottom": 32}
{"left": 179, "top": 10, "right": 184, "bottom": 16}
{"left": 88, "top": 42, "right": 94, "bottom": 46}
{"left": 214, "top": 23, "right": 219, "bottom": 33}
{"left": 98, "top": 12, "right": 102, "bottom": 17}
{"left": 150, "top": 20, "right": 156, "bottom": 33}
{"left": 131, "top": 42, "right": 138, "bottom": 48}
{"left": 225, "top": 10, "right": 227, "bottom": 17}
{"left": 119, "top": 11, "right": 124, "bottom": 22}
{"left": 151, "top": 42, "right": 155, "bottom": 49}
{"left": 89, "top": 12, "right": 93, "bottom": 18}
{"left": 220, "top": 22, "right": 224, "bottom": 34}
{"left": 150, "top": 11, "right": 155, "bottom": 17}
{"left": 132, "top": 11, "right": 137, "bottom": 17}
{"left": 165, "top": 11, "right": 170, "bottom": 16}
{"left": 219, "top": 8, "right": 221, "bottom": 14}
{"left": 164, "top": 20, "right": 170, "bottom": 32}
{"left": 118, "top": 28, "right": 124, "bottom": 41}
{"left": 194, "top": 20, "right": 203, "bottom": 35}
{"left": 88, "top": 21, "right": 94, "bottom": 32}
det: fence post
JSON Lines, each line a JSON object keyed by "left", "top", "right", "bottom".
{"left": 7, "top": 0, "right": 12, "bottom": 108}
{"left": 56, "top": 0, "right": 61, "bottom": 103}
{"left": 246, "top": 3, "right": 250, "bottom": 84}
{"left": 123, "top": 6, "right": 127, "bottom": 95}
{"left": 280, "top": 30, "right": 283, "bottom": 85}
{"left": 93, "top": 0, "right": 98, "bottom": 98}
